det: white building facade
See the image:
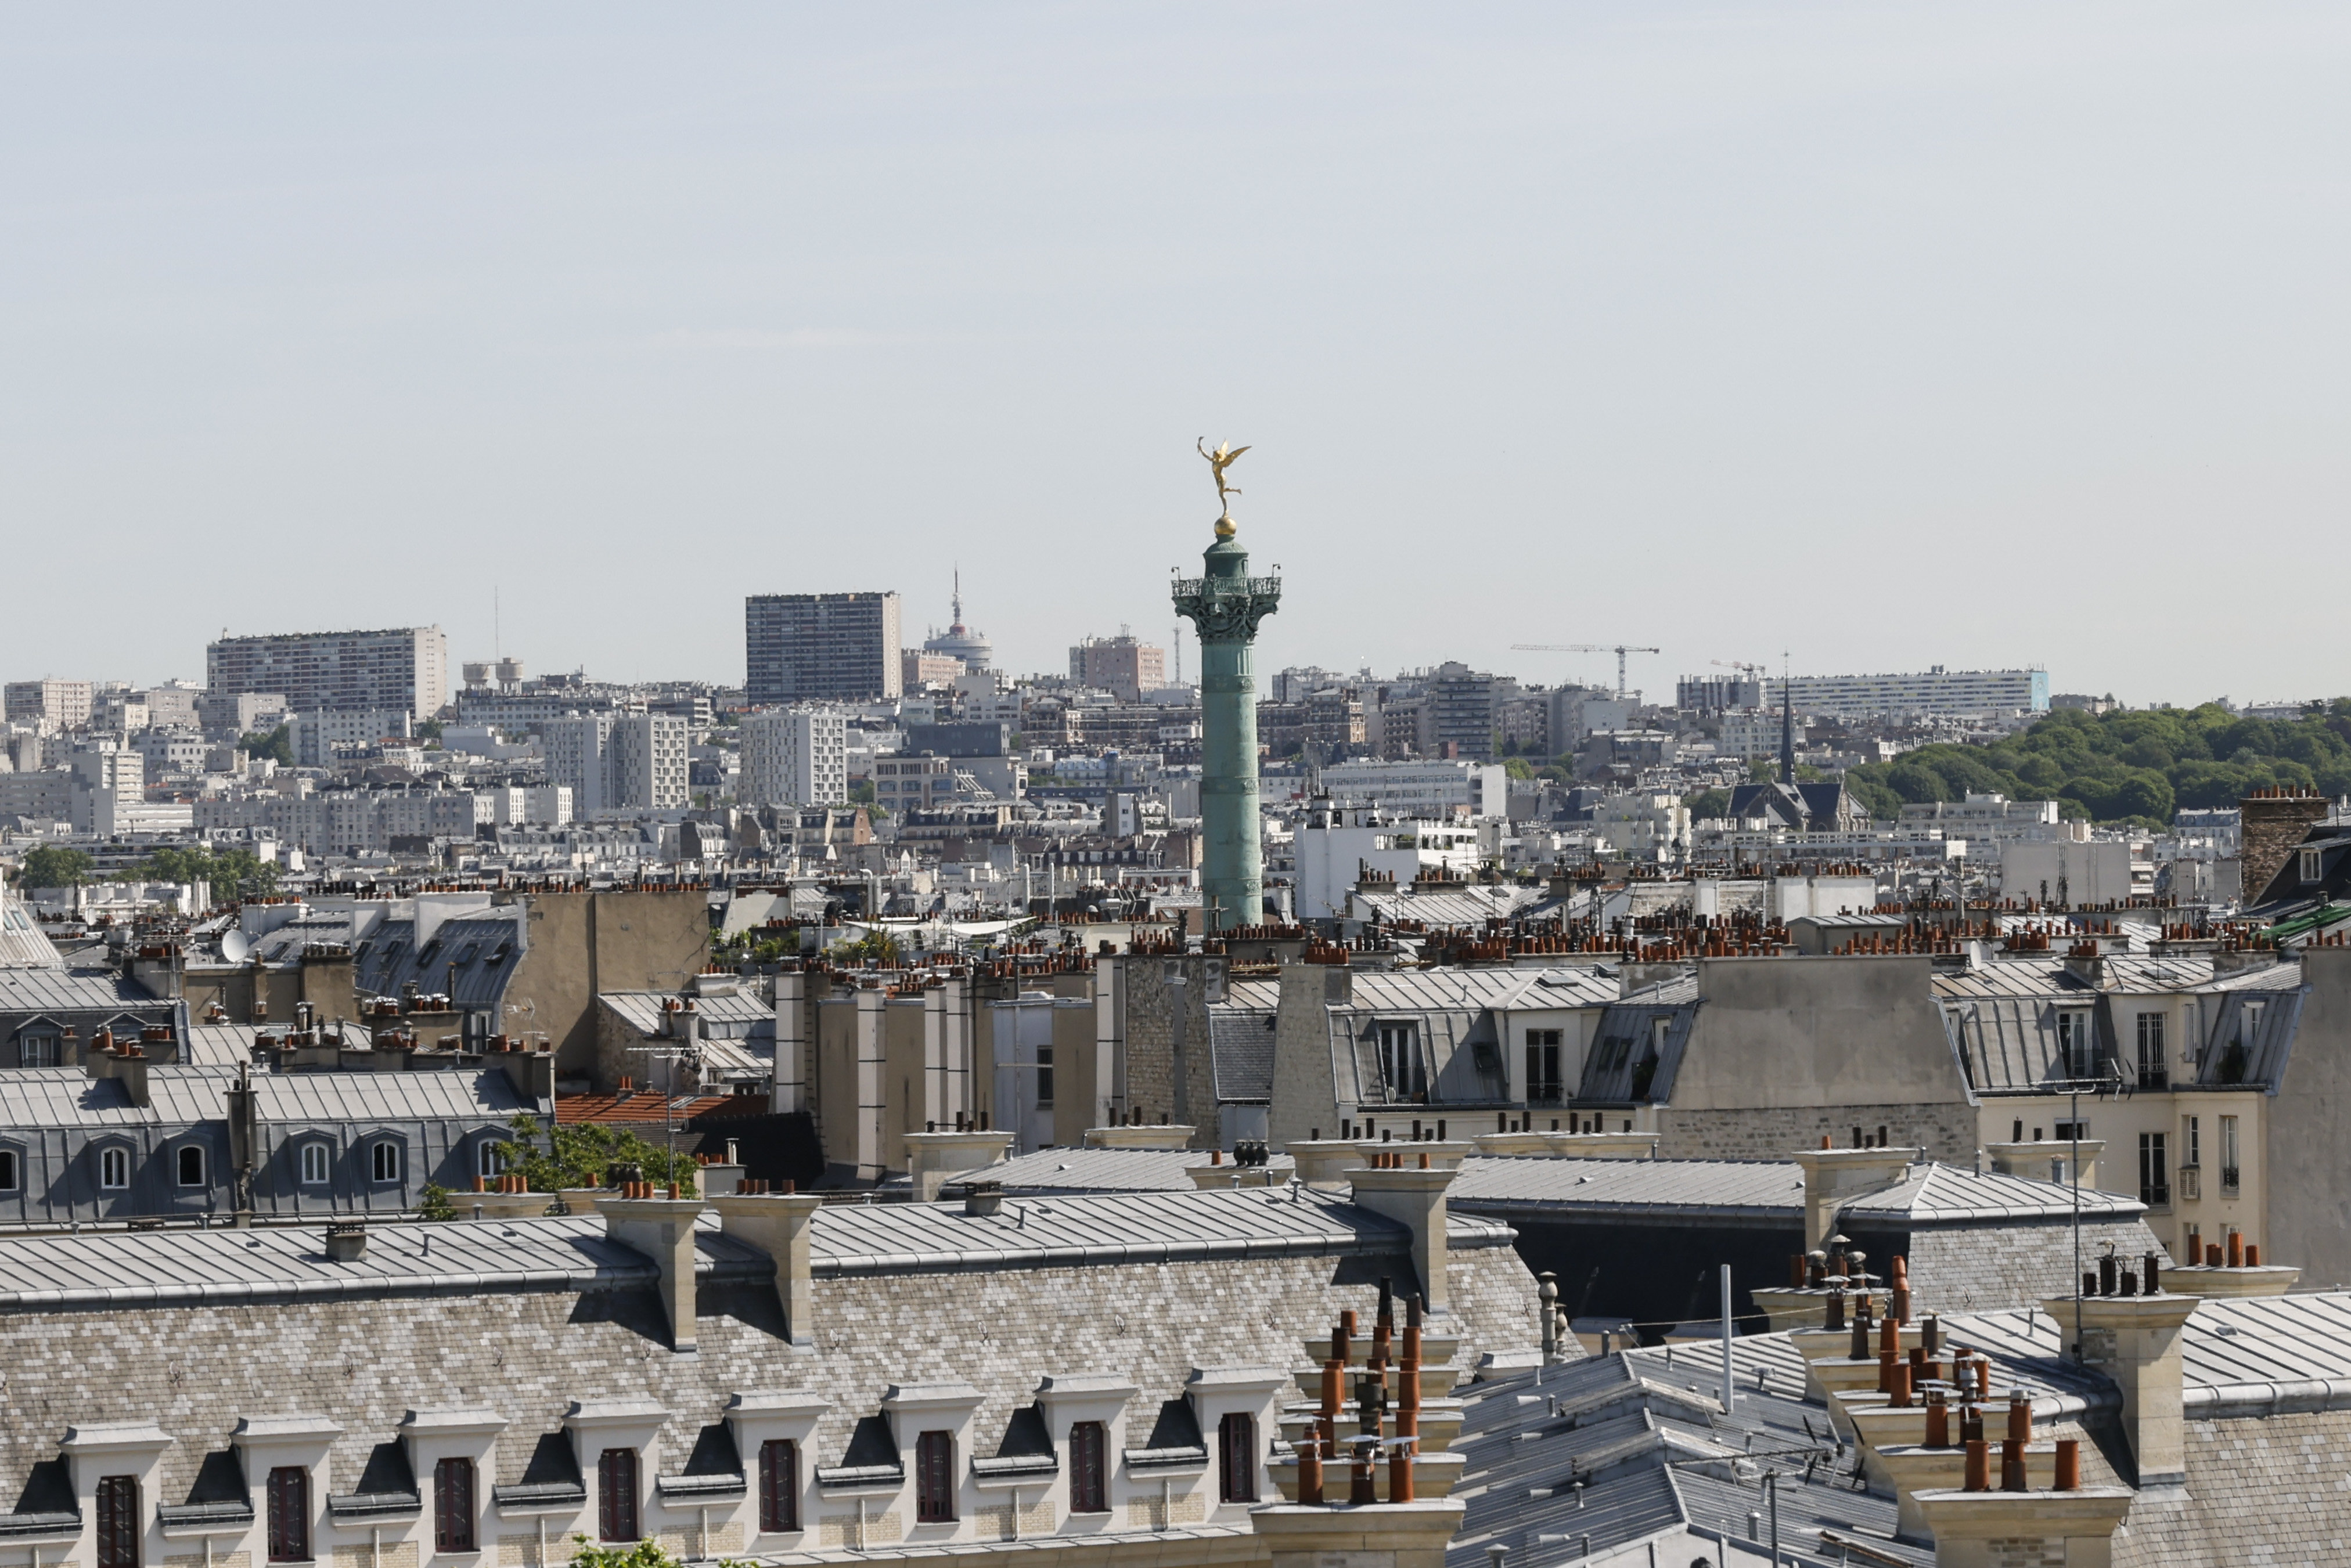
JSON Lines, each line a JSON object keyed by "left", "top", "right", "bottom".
{"left": 739, "top": 706, "right": 848, "bottom": 808}
{"left": 1317, "top": 759, "right": 1509, "bottom": 819}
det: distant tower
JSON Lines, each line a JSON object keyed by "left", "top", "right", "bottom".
{"left": 923, "top": 567, "right": 993, "bottom": 671}
{"left": 1173, "top": 494, "right": 1281, "bottom": 933}
{"left": 1779, "top": 654, "right": 1795, "bottom": 785}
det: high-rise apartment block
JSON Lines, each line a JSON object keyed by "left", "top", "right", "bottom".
{"left": 1766, "top": 666, "right": 2048, "bottom": 720}
{"left": 739, "top": 706, "right": 849, "bottom": 807}
{"left": 744, "top": 593, "right": 901, "bottom": 705}
{"left": 205, "top": 626, "right": 449, "bottom": 719}
{"left": 542, "top": 713, "right": 689, "bottom": 816}
{"left": 1068, "top": 634, "right": 1167, "bottom": 703}
{"left": 3, "top": 680, "right": 93, "bottom": 731}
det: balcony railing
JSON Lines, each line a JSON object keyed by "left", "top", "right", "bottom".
{"left": 2136, "top": 1066, "right": 2169, "bottom": 1090}
{"left": 2141, "top": 1183, "right": 2171, "bottom": 1207}
{"left": 2220, "top": 1165, "right": 2241, "bottom": 1195}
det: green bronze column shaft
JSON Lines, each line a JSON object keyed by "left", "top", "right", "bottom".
{"left": 1173, "top": 507, "right": 1280, "bottom": 934}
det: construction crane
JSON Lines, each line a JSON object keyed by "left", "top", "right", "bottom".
{"left": 1512, "top": 644, "right": 1661, "bottom": 702}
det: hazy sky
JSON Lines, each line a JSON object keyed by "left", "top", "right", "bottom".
{"left": 5, "top": 5, "right": 2346, "bottom": 708}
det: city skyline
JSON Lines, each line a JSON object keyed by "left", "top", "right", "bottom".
{"left": 5, "top": 6, "right": 2349, "bottom": 705}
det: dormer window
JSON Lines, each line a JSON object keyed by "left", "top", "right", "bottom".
{"left": 1375, "top": 1022, "right": 1426, "bottom": 1101}
{"left": 300, "top": 1142, "right": 330, "bottom": 1186}
{"left": 596, "top": 1450, "right": 639, "bottom": 1542}
{"left": 96, "top": 1476, "right": 139, "bottom": 1568}
{"left": 2301, "top": 847, "right": 2323, "bottom": 884}
{"left": 100, "top": 1147, "right": 130, "bottom": 1190}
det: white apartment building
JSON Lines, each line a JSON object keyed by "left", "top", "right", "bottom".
{"left": 2, "top": 680, "right": 93, "bottom": 732}
{"left": 476, "top": 785, "right": 574, "bottom": 827}
{"left": 1317, "top": 758, "right": 1510, "bottom": 819}
{"left": 739, "top": 706, "right": 848, "bottom": 807}
{"left": 1292, "top": 803, "right": 1485, "bottom": 920}
{"left": 1592, "top": 792, "right": 1691, "bottom": 859}
{"left": 1899, "top": 792, "right": 2062, "bottom": 845}
{"left": 66, "top": 744, "right": 143, "bottom": 834}
{"left": 1766, "top": 666, "right": 2048, "bottom": 721}
{"left": 289, "top": 708, "right": 414, "bottom": 767}
{"left": 543, "top": 713, "right": 689, "bottom": 816}
{"left": 207, "top": 625, "right": 448, "bottom": 718}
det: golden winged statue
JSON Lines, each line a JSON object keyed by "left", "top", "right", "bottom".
{"left": 1197, "top": 438, "right": 1249, "bottom": 511}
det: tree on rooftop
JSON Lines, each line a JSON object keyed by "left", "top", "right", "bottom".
{"left": 242, "top": 724, "right": 293, "bottom": 766}
{"left": 494, "top": 1113, "right": 701, "bottom": 1195}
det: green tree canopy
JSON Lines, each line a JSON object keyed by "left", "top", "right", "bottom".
{"left": 134, "top": 845, "right": 279, "bottom": 899}
{"left": 1684, "top": 787, "right": 1731, "bottom": 821}
{"left": 241, "top": 724, "right": 293, "bottom": 766}
{"left": 14, "top": 845, "right": 92, "bottom": 889}
{"left": 491, "top": 1113, "right": 703, "bottom": 1195}
{"left": 1846, "top": 702, "right": 2351, "bottom": 828}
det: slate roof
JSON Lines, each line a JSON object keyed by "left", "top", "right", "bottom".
{"left": 1208, "top": 1004, "right": 1277, "bottom": 1102}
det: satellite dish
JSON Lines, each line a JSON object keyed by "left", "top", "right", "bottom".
{"left": 220, "top": 929, "right": 253, "bottom": 964}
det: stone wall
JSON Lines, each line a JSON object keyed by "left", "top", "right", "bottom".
{"left": 1655, "top": 1100, "right": 1978, "bottom": 1163}
{"left": 1113, "top": 954, "right": 1221, "bottom": 1147}
{"left": 0, "top": 1234, "right": 1542, "bottom": 1520}
{"left": 2240, "top": 791, "right": 2331, "bottom": 904}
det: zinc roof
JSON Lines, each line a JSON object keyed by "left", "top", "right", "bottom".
{"left": 1941, "top": 1291, "right": 2351, "bottom": 1416}
{"left": 1449, "top": 1156, "right": 1802, "bottom": 1220}
{"left": 249, "top": 1069, "right": 527, "bottom": 1125}
{"left": 804, "top": 1187, "right": 1514, "bottom": 1279}
{"left": 1449, "top": 1156, "right": 2134, "bottom": 1225}
{"left": 597, "top": 990, "right": 775, "bottom": 1039}
{"left": 0, "top": 1213, "right": 773, "bottom": 1315}
{"left": 0, "top": 893, "right": 62, "bottom": 971}
{"left": 0, "top": 1067, "right": 239, "bottom": 1127}
{"left": 1352, "top": 884, "right": 1549, "bottom": 928}
{"left": 1448, "top": 1343, "right": 1929, "bottom": 1568}
{"left": 1837, "top": 1162, "right": 2143, "bottom": 1223}
{"left": 952, "top": 1146, "right": 1298, "bottom": 1195}
{"left": 181, "top": 1024, "right": 257, "bottom": 1067}
{"left": 0, "top": 967, "right": 170, "bottom": 1018}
